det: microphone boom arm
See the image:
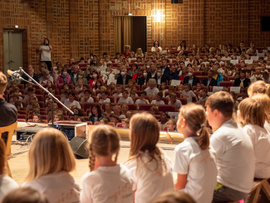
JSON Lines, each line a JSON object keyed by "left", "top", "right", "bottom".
{"left": 18, "top": 67, "right": 74, "bottom": 120}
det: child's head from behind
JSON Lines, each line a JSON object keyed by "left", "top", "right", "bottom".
{"left": 26, "top": 128, "right": 75, "bottom": 181}
{"left": 2, "top": 187, "right": 49, "bottom": 203}
{"left": 238, "top": 98, "right": 265, "bottom": 128}
{"left": 153, "top": 190, "right": 196, "bottom": 203}
{"left": 89, "top": 125, "right": 120, "bottom": 171}
{"left": 178, "top": 103, "right": 209, "bottom": 150}
{"left": 129, "top": 112, "right": 160, "bottom": 157}
{"left": 252, "top": 93, "right": 270, "bottom": 123}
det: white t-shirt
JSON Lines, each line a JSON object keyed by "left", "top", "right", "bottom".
{"left": 181, "top": 90, "right": 196, "bottom": 103}
{"left": 151, "top": 47, "right": 162, "bottom": 52}
{"left": 0, "top": 175, "right": 19, "bottom": 200}
{"left": 40, "top": 45, "right": 52, "bottom": 61}
{"left": 210, "top": 119, "right": 255, "bottom": 193}
{"left": 64, "top": 99, "right": 81, "bottom": 109}
{"left": 174, "top": 137, "right": 217, "bottom": 203}
{"left": 168, "top": 100, "right": 182, "bottom": 109}
{"left": 23, "top": 172, "right": 80, "bottom": 203}
{"left": 144, "top": 87, "right": 159, "bottom": 97}
{"left": 243, "top": 124, "right": 270, "bottom": 179}
{"left": 264, "top": 121, "right": 270, "bottom": 134}
{"left": 80, "top": 97, "right": 94, "bottom": 103}
{"left": 151, "top": 100, "right": 165, "bottom": 105}
{"left": 125, "top": 150, "right": 174, "bottom": 203}
{"left": 135, "top": 99, "right": 149, "bottom": 105}
{"left": 80, "top": 164, "right": 133, "bottom": 203}
{"left": 118, "top": 97, "right": 134, "bottom": 104}
{"left": 99, "top": 98, "right": 111, "bottom": 104}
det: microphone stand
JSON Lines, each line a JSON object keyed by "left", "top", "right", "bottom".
{"left": 18, "top": 67, "right": 74, "bottom": 127}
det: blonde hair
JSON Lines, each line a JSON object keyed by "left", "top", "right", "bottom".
{"left": 88, "top": 125, "right": 120, "bottom": 171}
{"left": 248, "top": 80, "right": 270, "bottom": 97}
{"left": 153, "top": 190, "right": 196, "bottom": 203}
{"left": 179, "top": 103, "right": 209, "bottom": 150}
{"left": 2, "top": 187, "right": 49, "bottom": 203}
{"left": 25, "top": 128, "right": 76, "bottom": 181}
{"left": 238, "top": 98, "right": 265, "bottom": 128}
{"left": 0, "top": 71, "right": 7, "bottom": 94}
{"left": 129, "top": 112, "right": 167, "bottom": 173}
{"left": 251, "top": 94, "right": 270, "bottom": 122}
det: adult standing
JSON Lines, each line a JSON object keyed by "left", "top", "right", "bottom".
{"left": 39, "top": 38, "right": 52, "bottom": 71}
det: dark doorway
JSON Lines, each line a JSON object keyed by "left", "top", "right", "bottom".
{"left": 114, "top": 16, "right": 147, "bottom": 54}
{"left": 131, "top": 16, "right": 147, "bottom": 53}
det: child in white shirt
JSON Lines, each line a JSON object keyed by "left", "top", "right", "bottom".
{"left": 23, "top": 128, "right": 80, "bottom": 203}
{"left": 135, "top": 91, "right": 149, "bottom": 105}
{"left": 174, "top": 104, "right": 217, "bottom": 203}
{"left": 81, "top": 125, "right": 133, "bottom": 203}
{"left": 181, "top": 84, "right": 197, "bottom": 103}
{"left": 151, "top": 91, "right": 165, "bottom": 105}
{"left": 238, "top": 98, "right": 270, "bottom": 179}
{"left": 125, "top": 112, "right": 174, "bottom": 203}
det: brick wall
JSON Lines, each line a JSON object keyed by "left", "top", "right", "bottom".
{"left": 0, "top": 0, "right": 269, "bottom": 71}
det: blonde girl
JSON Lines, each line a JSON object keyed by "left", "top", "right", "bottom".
{"left": 0, "top": 138, "right": 18, "bottom": 199}
{"left": 174, "top": 104, "right": 217, "bottom": 203}
{"left": 125, "top": 112, "right": 174, "bottom": 203}
{"left": 135, "top": 48, "right": 144, "bottom": 58}
{"left": 247, "top": 80, "right": 270, "bottom": 97}
{"left": 252, "top": 93, "right": 270, "bottom": 133}
{"left": 23, "top": 128, "right": 80, "bottom": 203}
{"left": 238, "top": 98, "right": 270, "bottom": 179}
{"left": 80, "top": 125, "right": 133, "bottom": 203}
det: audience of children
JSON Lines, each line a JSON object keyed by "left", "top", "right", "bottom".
{"left": 4, "top": 43, "right": 270, "bottom": 203}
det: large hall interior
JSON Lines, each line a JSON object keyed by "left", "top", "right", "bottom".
{"left": 0, "top": 0, "right": 270, "bottom": 203}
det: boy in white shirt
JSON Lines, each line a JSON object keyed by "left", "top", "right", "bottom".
{"left": 98, "top": 91, "right": 111, "bottom": 104}
{"left": 118, "top": 90, "right": 134, "bottom": 104}
{"left": 135, "top": 91, "right": 149, "bottom": 105}
{"left": 151, "top": 92, "right": 165, "bottom": 105}
{"left": 145, "top": 79, "right": 159, "bottom": 97}
{"left": 205, "top": 91, "right": 254, "bottom": 202}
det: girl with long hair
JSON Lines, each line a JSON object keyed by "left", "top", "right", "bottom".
{"left": 23, "top": 128, "right": 80, "bottom": 203}
{"left": 125, "top": 112, "right": 174, "bottom": 203}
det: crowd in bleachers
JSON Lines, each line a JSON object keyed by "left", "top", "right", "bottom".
{"left": 6, "top": 41, "right": 270, "bottom": 131}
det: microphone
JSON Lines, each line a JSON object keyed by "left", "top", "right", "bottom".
{"left": 7, "top": 69, "right": 21, "bottom": 78}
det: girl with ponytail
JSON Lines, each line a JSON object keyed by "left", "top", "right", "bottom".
{"left": 174, "top": 103, "right": 217, "bottom": 203}
{"left": 80, "top": 125, "right": 133, "bottom": 203}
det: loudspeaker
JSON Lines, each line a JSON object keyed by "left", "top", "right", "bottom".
{"left": 69, "top": 137, "right": 89, "bottom": 159}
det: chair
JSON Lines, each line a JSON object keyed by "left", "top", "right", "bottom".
{"left": 246, "top": 178, "right": 270, "bottom": 203}
{"left": 138, "top": 104, "right": 152, "bottom": 111}
{"left": 0, "top": 121, "right": 18, "bottom": 157}
{"left": 158, "top": 105, "right": 176, "bottom": 112}
{"left": 219, "top": 81, "right": 234, "bottom": 87}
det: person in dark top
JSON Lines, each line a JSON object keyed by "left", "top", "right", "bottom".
{"left": 22, "top": 65, "right": 39, "bottom": 84}
{"left": 0, "top": 72, "right": 17, "bottom": 143}
{"left": 233, "top": 70, "right": 251, "bottom": 88}
{"left": 163, "top": 64, "right": 180, "bottom": 84}
{"left": 202, "top": 70, "right": 217, "bottom": 87}
{"left": 116, "top": 68, "right": 132, "bottom": 86}
{"left": 183, "top": 67, "right": 200, "bottom": 86}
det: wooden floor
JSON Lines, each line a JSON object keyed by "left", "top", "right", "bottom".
{"left": 8, "top": 139, "right": 178, "bottom": 187}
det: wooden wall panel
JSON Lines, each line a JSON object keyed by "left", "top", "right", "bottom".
{"left": 0, "top": 0, "right": 270, "bottom": 71}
